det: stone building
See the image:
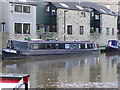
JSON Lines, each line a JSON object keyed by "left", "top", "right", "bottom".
{"left": 36, "top": 2, "right": 118, "bottom": 46}
{"left": 1, "top": 0, "right": 37, "bottom": 49}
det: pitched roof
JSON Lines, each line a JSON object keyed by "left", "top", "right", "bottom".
{"left": 50, "top": 2, "right": 116, "bottom": 16}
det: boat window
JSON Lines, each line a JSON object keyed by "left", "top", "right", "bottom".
{"left": 111, "top": 40, "right": 117, "bottom": 46}
{"left": 30, "top": 43, "right": 39, "bottom": 50}
{"left": 93, "top": 43, "right": 98, "bottom": 48}
{"left": 79, "top": 44, "right": 81, "bottom": 49}
{"left": 85, "top": 44, "right": 87, "bottom": 49}
{"left": 50, "top": 43, "right": 59, "bottom": 49}
{"left": 70, "top": 44, "right": 79, "bottom": 49}
{"left": 108, "top": 41, "right": 112, "bottom": 46}
{"left": 81, "top": 43, "right": 85, "bottom": 49}
{"left": 59, "top": 43, "right": 65, "bottom": 49}
{"left": 55, "top": 44, "right": 59, "bottom": 49}
{"left": 87, "top": 43, "right": 93, "bottom": 49}
{"left": 39, "top": 43, "right": 46, "bottom": 49}
{"left": 65, "top": 44, "right": 70, "bottom": 49}
{"left": 46, "top": 43, "right": 52, "bottom": 49}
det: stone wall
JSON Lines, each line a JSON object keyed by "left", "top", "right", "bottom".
{"left": 2, "top": 2, "right": 37, "bottom": 41}
{"left": 2, "top": 32, "right": 9, "bottom": 49}
{"left": 57, "top": 9, "right": 90, "bottom": 41}
{"left": 0, "top": 32, "right": 9, "bottom": 52}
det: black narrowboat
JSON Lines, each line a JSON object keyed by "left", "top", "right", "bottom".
{"left": 2, "top": 39, "right": 100, "bottom": 59}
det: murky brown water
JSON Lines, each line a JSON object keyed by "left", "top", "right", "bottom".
{"left": 2, "top": 52, "right": 120, "bottom": 88}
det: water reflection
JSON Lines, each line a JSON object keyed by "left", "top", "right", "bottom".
{"left": 2, "top": 53, "right": 119, "bottom": 88}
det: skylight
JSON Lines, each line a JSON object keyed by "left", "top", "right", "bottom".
{"left": 59, "top": 3, "right": 69, "bottom": 8}
{"left": 109, "top": 11, "right": 115, "bottom": 15}
{"left": 100, "top": 9, "right": 106, "bottom": 13}
{"left": 75, "top": 5, "right": 84, "bottom": 10}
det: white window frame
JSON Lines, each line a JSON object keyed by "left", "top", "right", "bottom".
{"left": 14, "top": 22, "right": 31, "bottom": 34}
{"left": 1, "top": 22, "right": 6, "bottom": 32}
{"left": 14, "top": 4, "right": 31, "bottom": 13}
{"left": 106, "top": 27, "right": 109, "bottom": 35}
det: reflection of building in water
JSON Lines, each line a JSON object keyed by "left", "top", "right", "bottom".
{"left": 101, "top": 53, "right": 118, "bottom": 82}
{"left": 117, "top": 62, "right": 120, "bottom": 89}
{"left": 89, "top": 57, "right": 101, "bottom": 82}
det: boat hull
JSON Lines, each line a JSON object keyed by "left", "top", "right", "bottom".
{"left": 106, "top": 47, "right": 120, "bottom": 52}
{"left": 2, "top": 49, "right": 99, "bottom": 59}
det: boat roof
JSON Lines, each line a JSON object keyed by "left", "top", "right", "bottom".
{"left": 0, "top": 73, "right": 30, "bottom": 89}
{"left": 0, "top": 73, "right": 29, "bottom": 78}
{"left": 10, "top": 39, "right": 95, "bottom": 43}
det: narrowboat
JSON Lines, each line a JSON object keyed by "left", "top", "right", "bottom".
{"left": 2, "top": 39, "right": 99, "bottom": 59}
{"left": 106, "top": 40, "right": 120, "bottom": 52}
{"left": 0, "top": 73, "right": 30, "bottom": 89}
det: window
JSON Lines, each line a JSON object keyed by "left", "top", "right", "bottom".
{"left": 15, "top": 5, "right": 31, "bottom": 13}
{"left": 91, "top": 12, "right": 94, "bottom": 17}
{"left": 81, "top": 12, "right": 85, "bottom": 18}
{"left": 80, "top": 26, "right": 84, "bottom": 35}
{"left": 51, "top": 10, "right": 56, "bottom": 15}
{"left": 106, "top": 27, "right": 109, "bottom": 35}
{"left": 67, "top": 25, "right": 72, "bottom": 35}
{"left": 23, "top": 6, "right": 30, "bottom": 13}
{"left": 15, "top": 23, "right": 30, "bottom": 34}
{"left": 45, "top": 25, "right": 50, "bottom": 32}
{"left": 81, "top": 43, "right": 85, "bottom": 49}
{"left": 30, "top": 43, "right": 39, "bottom": 50}
{"left": 87, "top": 44, "right": 93, "bottom": 49}
{"left": 15, "top": 23, "right": 22, "bottom": 34}
{"left": 15, "top": 5, "right": 22, "bottom": 12}
{"left": 95, "top": 28, "right": 100, "bottom": 34}
{"left": 112, "top": 28, "right": 114, "bottom": 35}
{"left": 65, "top": 44, "right": 70, "bottom": 49}
{"left": 95, "top": 15, "right": 99, "bottom": 20}
{"left": 46, "top": 6, "right": 50, "bottom": 12}
{"left": 1, "top": 22, "right": 6, "bottom": 32}
{"left": 51, "top": 25, "right": 56, "bottom": 32}
{"left": 23, "top": 24, "right": 30, "bottom": 34}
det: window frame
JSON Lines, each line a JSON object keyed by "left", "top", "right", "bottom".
{"left": 15, "top": 23, "right": 22, "bottom": 34}
{"left": 106, "top": 27, "right": 109, "bottom": 35}
{"left": 23, "top": 6, "right": 30, "bottom": 13}
{"left": 80, "top": 26, "right": 84, "bottom": 35}
{"left": 23, "top": 23, "right": 30, "bottom": 34}
{"left": 81, "top": 12, "right": 86, "bottom": 18}
{"left": 14, "top": 23, "right": 30, "bottom": 34}
{"left": 15, "top": 5, "right": 22, "bottom": 12}
{"left": 67, "top": 25, "right": 72, "bottom": 35}
{"left": 112, "top": 28, "right": 114, "bottom": 35}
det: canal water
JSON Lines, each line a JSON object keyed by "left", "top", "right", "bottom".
{"left": 2, "top": 52, "right": 120, "bottom": 88}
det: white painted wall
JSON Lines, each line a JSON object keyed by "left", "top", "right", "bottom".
{"left": 2, "top": 2, "right": 37, "bottom": 40}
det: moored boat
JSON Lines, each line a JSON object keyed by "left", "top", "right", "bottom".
{"left": 2, "top": 39, "right": 100, "bottom": 59}
{"left": 106, "top": 40, "right": 120, "bottom": 52}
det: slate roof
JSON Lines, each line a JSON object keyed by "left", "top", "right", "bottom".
{"left": 50, "top": 2, "right": 116, "bottom": 16}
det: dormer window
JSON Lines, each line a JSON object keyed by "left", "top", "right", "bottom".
{"left": 59, "top": 3, "right": 69, "bottom": 8}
